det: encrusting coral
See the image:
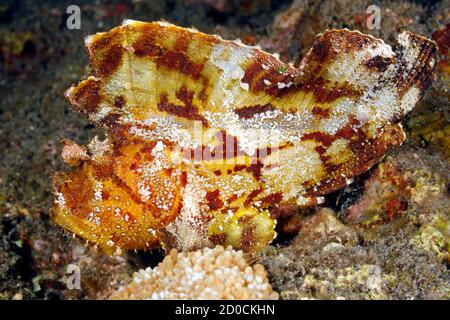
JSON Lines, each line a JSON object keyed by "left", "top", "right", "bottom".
{"left": 52, "top": 20, "right": 436, "bottom": 255}
{"left": 109, "top": 245, "right": 278, "bottom": 300}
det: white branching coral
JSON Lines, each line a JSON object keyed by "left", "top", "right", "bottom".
{"left": 110, "top": 246, "right": 279, "bottom": 300}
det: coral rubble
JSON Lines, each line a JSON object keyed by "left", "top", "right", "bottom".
{"left": 262, "top": 211, "right": 449, "bottom": 300}
{"left": 262, "top": 147, "right": 450, "bottom": 300}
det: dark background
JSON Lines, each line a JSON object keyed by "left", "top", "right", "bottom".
{"left": 0, "top": 0, "right": 448, "bottom": 300}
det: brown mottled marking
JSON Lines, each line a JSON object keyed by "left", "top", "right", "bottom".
{"left": 302, "top": 29, "right": 373, "bottom": 68}
{"left": 308, "top": 174, "right": 349, "bottom": 197}
{"left": 246, "top": 162, "right": 263, "bottom": 181}
{"left": 228, "top": 194, "right": 238, "bottom": 203}
{"left": 306, "top": 123, "right": 405, "bottom": 197}
{"left": 131, "top": 26, "right": 204, "bottom": 79}
{"left": 314, "top": 145, "right": 340, "bottom": 174}
{"left": 157, "top": 88, "right": 208, "bottom": 126}
{"left": 240, "top": 224, "right": 256, "bottom": 252}
{"left": 336, "top": 118, "right": 369, "bottom": 155}
{"left": 254, "top": 71, "right": 294, "bottom": 94}
{"left": 254, "top": 72, "right": 359, "bottom": 103}
{"left": 70, "top": 80, "right": 102, "bottom": 116}
{"left": 259, "top": 193, "right": 283, "bottom": 206}
{"left": 205, "top": 189, "right": 224, "bottom": 210}
{"left": 176, "top": 86, "right": 194, "bottom": 105}
{"left": 234, "top": 104, "right": 275, "bottom": 119}
{"left": 244, "top": 188, "right": 263, "bottom": 207}
{"left": 133, "top": 36, "right": 161, "bottom": 57}
{"left": 110, "top": 172, "right": 146, "bottom": 207}
{"left": 173, "top": 28, "right": 192, "bottom": 52}
{"left": 158, "top": 50, "right": 204, "bottom": 79}
{"left": 237, "top": 215, "right": 252, "bottom": 224}
{"left": 256, "top": 142, "right": 293, "bottom": 159}
{"left": 302, "top": 117, "right": 369, "bottom": 173}
{"left": 88, "top": 29, "right": 125, "bottom": 78}
{"left": 365, "top": 55, "right": 393, "bottom": 72}
{"left": 301, "top": 131, "right": 335, "bottom": 147}
{"left": 99, "top": 113, "right": 121, "bottom": 128}
{"left": 311, "top": 106, "right": 330, "bottom": 118}
{"left": 180, "top": 171, "right": 187, "bottom": 186}
{"left": 114, "top": 95, "right": 126, "bottom": 108}
{"left": 130, "top": 23, "right": 162, "bottom": 57}
{"left": 287, "top": 77, "right": 354, "bottom": 103}
{"left": 311, "top": 40, "right": 331, "bottom": 62}
{"left": 314, "top": 145, "right": 332, "bottom": 169}
{"left": 93, "top": 159, "right": 115, "bottom": 180}
{"left": 60, "top": 173, "right": 94, "bottom": 219}
{"left": 209, "top": 233, "right": 227, "bottom": 245}
{"left": 312, "top": 79, "right": 358, "bottom": 103}
{"left": 140, "top": 144, "right": 154, "bottom": 155}
{"left": 336, "top": 117, "right": 361, "bottom": 139}
{"left": 188, "top": 131, "right": 245, "bottom": 161}
{"left": 241, "top": 52, "right": 266, "bottom": 87}
{"left": 101, "top": 190, "right": 110, "bottom": 200}
{"left": 243, "top": 50, "right": 295, "bottom": 93}
{"left": 96, "top": 44, "right": 124, "bottom": 78}
{"left": 302, "top": 117, "right": 363, "bottom": 150}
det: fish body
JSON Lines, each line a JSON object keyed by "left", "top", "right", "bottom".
{"left": 52, "top": 20, "right": 436, "bottom": 254}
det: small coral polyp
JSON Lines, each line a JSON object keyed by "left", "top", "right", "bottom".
{"left": 52, "top": 20, "right": 435, "bottom": 255}
{"left": 109, "top": 246, "right": 279, "bottom": 300}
